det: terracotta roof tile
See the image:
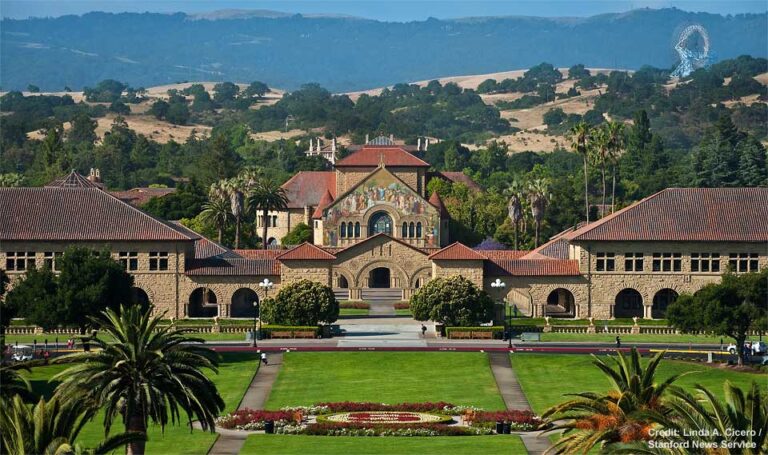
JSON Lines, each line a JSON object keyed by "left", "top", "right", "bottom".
{"left": 109, "top": 187, "right": 176, "bottom": 207}
{"left": 428, "top": 191, "right": 449, "bottom": 218}
{"left": 185, "top": 258, "right": 280, "bottom": 276}
{"left": 481, "top": 250, "right": 529, "bottom": 260}
{"left": 281, "top": 171, "right": 336, "bottom": 209}
{"left": 276, "top": 242, "right": 336, "bottom": 260}
{"left": 335, "top": 146, "right": 430, "bottom": 167}
{"left": 522, "top": 237, "right": 570, "bottom": 260}
{"left": 0, "top": 187, "right": 196, "bottom": 242}
{"left": 484, "top": 259, "right": 580, "bottom": 276}
{"left": 333, "top": 233, "right": 431, "bottom": 257}
{"left": 428, "top": 242, "right": 486, "bottom": 260}
{"left": 569, "top": 188, "right": 768, "bottom": 242}
{"left": 233, "top": 249, "right": 283, "bottom": 259}
{"left": 312, "top": 190, "right": 334, "bottom": 219}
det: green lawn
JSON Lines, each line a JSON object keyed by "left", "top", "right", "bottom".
{"left": 265, "top": 352, "right": 505, "bottom": 410}
{"left": 5, "top": 332, "right": 251, "bottom": 344}
{"left": 24, "top": 352, "right": 259, "bottom": 454}
{"left": 241, "top": 435, "right": 525, "bottom": 454}
{"left": 510, "top": 353, "right": 767, "bottom": 414}
{"left": 339, "top": 308, "right": 370, "bottom": 316}
{"left": 394, "top": 309, "right": 413, "bottom": 316}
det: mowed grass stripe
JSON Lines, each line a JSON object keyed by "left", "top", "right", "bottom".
{"left": 241, "top": 435, "right": 526, "bottom": 454}
{"left": 265, "top": 352, "right": 506, "bottom": 410}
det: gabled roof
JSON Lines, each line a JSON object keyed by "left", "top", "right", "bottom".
{"left": 234, "top": 249, "right": 283, "bottom": 259}
{"left": 484, "top": 259, "right": 580, "bottom": 277}
{"left": 46, "top": 170, "right": 100, "bottom": 188}
{"left": 335, "top": 146, "right": 430, "bottom": 167}
{"left": 169, "top": 221, "right": 237, "bottom": 259}
{"left": 109, "top": 187, "right": 176, "bottom": 207}
{"left": 276, "top": 242, "right": 336, "bottom": 260}
{"left": 333, "top": 233, "right": 430, "bottom": 258}
{"left": 185, "top": 258, "right": 280, "bottom": 276}
{"left": 428, "top": 242, "right": 486, "bottom": 260}
{"left": 427, "top": 171, "right": 482, "bottom": 192}
{"left": 428, "top": 191, "right": 449, "bottom": 218}
{"left": 281, "top": 171, "right": 336, "bottom": 209}
{"left": 312, "top": 190, "right": 334, "bottom": 219}
{"left": 482, "top": 250, "right": 529, "bottom": 260}
{"left": 567, "top": 188, "right": 768, "bottom": 242}
{"left": 0, "top": 187, "right": 196, "bottom": 242}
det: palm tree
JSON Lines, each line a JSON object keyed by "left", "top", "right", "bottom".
{"left": 592, "top": 125, "right": 610, "bottom": 218}
{"left": 527, "top": 178, "right": 550, "bottom": 248}
{"left": 238, "top": 167, "right": 264, "bottom": 241}
{"left": 224, "top": 178, "right": 245, "bottom": 249}
{"left": 200, "top": 196, "right": 231, "bottom": 244}
{"left": 0, "top": 395, "right": 142, "bottom": 455}
{"left": 0, "top": 362, "right": 32, "bottom": 403}
{"left": 506, "top": 179, "right": 525, "bottom": 250}
{"left": 53, "top": 305, "right": 225, "bottom": 455}
{"left": 543, "top": 348, "right": 683, "bottom": 454}
{"left": 605, "top": 121, "right": 626, "bottom": 214}
{"left": 568, "top": 121, "right": 592, "bottom": 223}
{"left": 247, "top": 177, "right": 289, "bottom": 250}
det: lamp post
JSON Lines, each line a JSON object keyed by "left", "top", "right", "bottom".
{"left": 491, "top": 279, "right": 511, "bottom": 348}
{"left": 251, "top": 298, "right": 260, "bottom": 348}
{"left": 256, "top": 278, "right": 274, "bottom": 347}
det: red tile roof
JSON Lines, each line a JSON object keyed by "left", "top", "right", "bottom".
{"left": 335, "top": 146, "right": 430, "bottom": 167}
{"left": 481, "top": 250, "right": 529, "bottom": 260}
{"left": 428, "top": 191, "right": 449, "bottom": 218}
{"left": 109, "top": 187, "right": 176, "bottom": 207}
{"left": 484, "top": 259, "right": 580, "bottom": 276}
{"left": 281, "top": 171, "right": 336, "bottom": 209}
{"left": 276, "top": 242, "right": 336, "bottom": 260}
{"left": 312, "top": 190, "right": 335, "bottom": 219}
{"left": 333, "top": 233, "right": 430, "bottom": 257}
{"left": 428, "top": 242, "right": 486, "bottom": 260}
{"left": 185, "top": 258, "right": 280, "bottom": 276}
{"left": 0, "top": 187, "right": 196, "bottom": 242}
{"left": 46, "top": 170, "right": 102, "bottom": 189}
{"left": 233, "top": 249, "right": 283, "bottom": 259}
{"left": 568, "top": 188, "right": 768, "bottom": 242}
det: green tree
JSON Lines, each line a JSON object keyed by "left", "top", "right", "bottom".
{"left": 527, "top": 178, "right": 551, "bottom": 247}
{"left": 0, "top": 395, "right": 143, "bottom": 455}
{"left": 243, "top": 81, "right": 269, "bottom": 100}
{"left": 108, "top": 100, "right": 131, "bottom": 115}
{"left": 409, "top": 275, "right": 494, "bottom": 326}
{"left": 281, "top": 222, "right": 312, "bottom": 245}
{"left": 26, "top": 84, "right": 40, "bottom": 93}
{"left": 568, "top": 121, "right": 592, "bottom": 223}
{"left": 68, "top": 112, "right": 98, "bottom": 144}
{"left": 604, "top": 121, "right": 625, "bottom": 213}
{"left": 505, "top": 179, "right": 525, "bottom": 250}
{"left": 165, "top": 102, "right": 190, "bottom": 125}
{"left": 737, "top": 136, "right": 768, "bottom": 186}
{"left": 260, "top": 280, "right": 339, "bottom": 325}
{"left": 53, "top": 305, "right": 224, "bottom": 455}
{"left": 213, "top": 82, "right": 240, "bottom": 104}
{"left": 200, "top": 184, "right": 232, "bottom": 244}
{"left": 198, "top": 134, "right": 242, "bottom": 185}
{"left": 591, "top": 124, "right": 610, "bottom": 216}
{"left": 666, "top": 269, "right": 767, "bottom": 366}
{"left": 149, "top": 100, "right": 169, "bottom": 120}
{"left": 247, "top": 177, "right": 288, "bottom": 249}
{"left": 6, "top": 267, "right": 60, "bottom": 331}
{"left": 0, "top": 268, "right": 11, "bottom": 352}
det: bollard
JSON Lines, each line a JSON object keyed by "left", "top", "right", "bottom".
{"left": 496, "top": 421, "right": 504, "bottom": 434}
{"left": 707, "top": 351, "right": 713, "bottom": 363}
{"left": 503, "top": 422, "right": 511, "bottom": 434}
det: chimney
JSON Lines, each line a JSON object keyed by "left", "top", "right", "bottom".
{"left": 417, "top": 137, "right": 422, "bottom": 151}
{"left": 88, "top": 168, "right": 102, "bottom": 183}
{"left": 425, "top": 138, "right": 430, "bottom": 150}
{"left": 332, "top": 137, "right": 337, "bottom": 152}
{"left": 389, "top": 134, "right": 394, "bottom": 142}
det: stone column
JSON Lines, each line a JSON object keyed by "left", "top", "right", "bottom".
{"left": 643, "top": 305, "right": 652, "bottom": 319}
{"left": 349, "top": 288, "right": 362, "bottom": 301}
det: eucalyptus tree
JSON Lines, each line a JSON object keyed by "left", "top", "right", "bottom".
{"left": 605, "top": 121, "right": 626, "bottom": 214}
{"left": 591, "top": 125, "right": 610, "bottom": 218}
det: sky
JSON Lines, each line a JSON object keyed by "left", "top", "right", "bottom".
{"left": 1, "top": 0, "right": 766, "bottom": 21}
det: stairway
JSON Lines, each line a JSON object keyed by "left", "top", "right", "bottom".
{"left": 333, "top": 289, "right": 350, "bottom": 301}
{"left": 361, "top": 288, "right": 402, "bottom": 304}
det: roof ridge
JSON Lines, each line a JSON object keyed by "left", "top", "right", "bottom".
{"left": 428, "top": 242, "right": 487, "bottom": 260}
{"left": 275, "top": 242, "right": 337, "bottom": 260}
{"left": 99, "top": 189, "right": 199, "bottom": 241}
{"left": 333, "top": 232, "right": 430, "bottom": 257}
{"left": 566, "top": 189, "right": 669, "bottom": 240}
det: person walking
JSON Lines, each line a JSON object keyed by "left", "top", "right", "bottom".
{"left": 615, "top": 336, "right": 621, "bottom": 349}
{"left": 261, "top": 352, "right": 268, "bottom": 366}
{"left": 421, "top": 325, "right": 427, "bottom": 337}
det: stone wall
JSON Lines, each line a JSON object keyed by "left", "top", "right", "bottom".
{"left": 279, "top": 260, "right": 332, "bottom": 286}
{"left": 255, "top": 208, "right": 307, "bottom": 245}
{"left": 432, "top": 260, "right": 484, "bottom": 287}
{"left": 180, "top": 274, "right": 282, "bottom": 318}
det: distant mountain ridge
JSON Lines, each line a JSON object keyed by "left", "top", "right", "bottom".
{"left": 1, "top": 8, "right": 765, "bottom": 91}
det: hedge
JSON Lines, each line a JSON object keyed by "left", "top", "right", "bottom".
{"left": 260, "top": 325, "right": 320, "bottom": 338}
{"left": 445, "top": 326, "right": 504, "bottom": 339}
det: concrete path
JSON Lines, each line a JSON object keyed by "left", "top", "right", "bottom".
{"left": 488, "top": 351, "right": 552, "bottom": 455}
{"left": 208, "top": 353, "right": 284, "bottom": 455}
{"left": 368, "top": 302, "right": 396, "bottom": 316}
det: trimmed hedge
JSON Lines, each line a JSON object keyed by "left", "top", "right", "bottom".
{"left": 339, "top": 302, "right": 370, "bottom": 310}
{"left": 260, "top": 325, "right": 320, "bottom": 338}
{"left": 315, "top": 413, "right": 454, "bottom": 425}
{"left": 445, "top": 326, "right": 504, "bottom": 339}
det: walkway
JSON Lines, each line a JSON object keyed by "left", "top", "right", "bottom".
{"left": 208, "top": 353, "right": 284, "bottom": 455}
{"left": 488, "top": 352, "right": 552, "bottom": 455}
{"left": 337, "top": 316, "right": 427, "bottom": 347}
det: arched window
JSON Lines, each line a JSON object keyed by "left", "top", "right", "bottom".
{"left": 416, "top": 222, "right": 422, "bottom": 238}
{"left": 340, "top": 222, "right": 346, "bottom": 238}
{"left": 347, "top": 222, "right": 354, "bottom": 238}
{"left": 409, "top": 222, "right": 415, "bottom": 238}
{"left": 369, "top": 211, "right": 393, "bottom": 235}
{"left": 354, "top": 222, "right": 361, "bottom": 237}
{"left": 402, "top": 222, "right": 408, "bottom": 238}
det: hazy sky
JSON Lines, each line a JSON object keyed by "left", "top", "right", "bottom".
{"left": 2, "top": 0, "right": 766, "bottom": 21}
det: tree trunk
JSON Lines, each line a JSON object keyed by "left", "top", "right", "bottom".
{"left": 534, "top": 221, "right": 541, "bottom": 247}
{"left": 514, "top": 220, "right": 519, "bottom": 251}
{"left": 611, "top": 165, "right": 617, "bottom": 214}
{"left": 217, "top": 228, "right": 223, "bottom": 245}
{"left": 261, "top": 209, "right": 269, "bottom": 250}
{"left": 735, "top": 334, "right": 746, "bottom": 366}
{"left": 126, "top": 412, "right": 147, "bottom": 455}
{"left": 583, "top": 157, "right": 590, "bottom": 223}
{"left": 601, "top": 164, "right": 607, "bottom": 218}
{"left": 234, "top": 216, "right": 241, "bottom": 249}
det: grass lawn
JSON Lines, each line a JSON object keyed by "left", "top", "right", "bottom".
{"left": 5, "top": 332, "right": 252, "bottom": 344}
{"left": 339, "top": 308, "right": 370, "bottom": 316}
{"left": 23, "top": 352, "right": 259, "bottom": 454}
{"left": 510, "top": 353, "right": 767, "bottom": 414}
{"left": 241, "top": 435, "right": 525, "bottom": 454}
{"left": 394, "top": 309, "right": 413, "bottom": 316}
{"left": 266, "top": 352, "right": 505, "bottom": 410}
{"left": 536, "top": 333, "right": 757, "bottom": 344}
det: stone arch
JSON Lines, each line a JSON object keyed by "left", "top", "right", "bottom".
{"left": 368, "top": 211, "right": 394, "bottom": 235}
{"left": 188, "top": 287, "right": 218, "bottom": 318}
{"left": 355, "top": 260, "right": 409, "bottom": 289}
{"left": 409, "top": 266, "right": 432, "bottom": 289}
{"left": 230, "top": 288, "right": 259, "bottom": 318}
{"left": 334, "top": 269, "right": 354, "bottom": 288}
{"left": 614, "top": 288, "right": 643, "bottom": 318}
{"left": 131, "top": 286, "right": 152, "bottom": 310}
{"left": 545, "top": 288, "right": 576, "bottom": 318}
{"left": 362, "top": 206, "right": 400, "bottom": 236}
{"left": 652, "top": 288, "right": 678, "bottom": 319}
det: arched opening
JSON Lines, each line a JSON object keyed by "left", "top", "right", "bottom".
{"left": 652, "top": 289, "right": 678, "bottom": 319}
{"left": 131, "top": 287, "right": 151, "bottom": 311}
{"left": 340, "top": 222, "right": 347, "bottom": 238}
{"left": 188, "top": 287, "right": 218, "bottom": 318}
{"left": 231, "top": 288, "right": 259, "bottom": 318}
{"left": 347, "top": 222, "right": 354, "bottom": 238}
{"left": 369, "top": 267, "right": 391, "bottom": 288}
{"left": 614, "top": 288, "right": 643, "bottom": 318}
{"left": 545, "top": 288, "right": 575, "bottom": 318}
{"left": 354, "top": 222, "right": 360, "bottom": 237}
{"left": 369, "top": 211, "right": 393, "bottom": 235}
{"left": 338, "top": 275, "right": 349, "bottom": 288}
{"left": 409, "top": 222, "right": 415, "bottom": 238}
{"left": 267, "top": 237, "right": 277, "bottom": 247}
{"left": 402, "top": 222, "right": 408, "bottom": 238}
{"left": 416, "top": 222, "right": 422, "bottom": 238}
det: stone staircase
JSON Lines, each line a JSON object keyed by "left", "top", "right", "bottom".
{"left": 361, "top": 288, "right": 402, "bottom": 304}
{"left": 333, "top": 289, "right": 350, "bottom": 301}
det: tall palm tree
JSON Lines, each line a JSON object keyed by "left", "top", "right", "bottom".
{"left": 200, "top": 196, "right": 231, "bottom": 244}
{"left": 568, "top": 121, "right": 592, "bottom": 223}
{"left": 0, "top": 395, "right": 142, "bottom": 455}
{"left": 238, "top": 167, "right": 264, "bottom": 241}
{"left": 592, "top": 125, "right": 610, "bottom": 218}
{"left": 506, "top": 179, "right": 525, "bottom": 250}
{"left": 527, "top": 178, "right": 550, "bottom": 248}
{"left": 248, "top": 177, "right": 289, "bottom": 250}
{"left": 53, "top": 305, "right": 225, "bottom": 455}
{"left": 543, "top": 348, "right": 683, "bottom": 454}
{"left": 605, "top": 121, "right": 626, "bottom": 214}
{"left": 0, "top": 362, "right": 32, "bottom": 403}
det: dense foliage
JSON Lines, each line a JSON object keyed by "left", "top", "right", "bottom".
{"left": 260, "top": 280, "right": 339, "bottom": 325}
{"left": 409, "top": 276, "right": 494, "bottom": 326}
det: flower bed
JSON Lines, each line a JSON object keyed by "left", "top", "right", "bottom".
{"left": 339, "top": 302, "right": 370, "bottom": 309}
{"left": 319, "top": 411, "right": 453, "bottom": 424}
{"left": 290, "top": 422, "right": 493, "bottom": 437}
{"left": 468, "top": 410, "right": 542, "bottom": 431}
{"left": 393, "top": 303, "right": 410, "bottom": 310}
{"left": 216, "top": 409, "right": 299, "bottom": 430}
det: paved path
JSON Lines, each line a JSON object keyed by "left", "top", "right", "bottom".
{"left": 488, "top": 352, "right": 552, "bottom": 455}
{"left": 208, "top": 353, "right": 284, "bottom": 455}
{"left": 369, "top": 302, "right": 395, "bottom": 316}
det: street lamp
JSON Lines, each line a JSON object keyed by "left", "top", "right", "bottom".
{"left": 256, "top": 279, "right": 274, "bottom": 348}
{"left": 251, "top": 298, "right": 260, "bottom": 348}
{"left": 491, "top": 279, "right": 511, "bottom": 349}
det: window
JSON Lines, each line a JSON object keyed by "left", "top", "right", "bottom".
{"left": 340, "top": 222, "right": 347, "bottom": 238}
{"left": 409, "top": 222, "right": 415, "bottom": 238}
{"left": 314, "top": 220, "right": 319, "bottom": 228}
{"left": 691, "top": 253, "right": 720, "bottom": 273}
{"left": 652, "top": 253, "right": 682, "bottom": 272}
{"left": 149, "top": 251, "right": 169, "bottom": 271}
{"left": 119, "top": 251, "right": 138, "bottom": 271}
{"left": 624, "top": 252, "right": 643, "bottom": 272}
{"left": 402, "top": 222, "right": 408, "bottom": 238}
{"left": 596, "top": 252, "right": 615, "bottom": 272}
{"left": 728, "top": 253, "right": 759, "bottom": 273}
{"left": 354, "top": 222, "right": 360, "bottom": 238}
{"left": 5, "top": 251, "right": 35, "bottom": 271}
{"left": 416, "top": 222, "right": 422, "bottom": 238}
{"left": 272, "top": 215, "right": 278, "bottom": 227}
{"left": 44, "top": 251, "right": 63, "bottom": 271}
{"left": 347, "top": 222, "right": 354, "bottom": 238}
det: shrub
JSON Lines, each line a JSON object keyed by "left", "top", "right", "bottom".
{"left": 216, "top": 409, "right": 297, "bottom": 430}
{"left": 260, "top": 325, "right": 320, "bottom": 338}
{"left": 445, "top": 326, "right": 504, "bottom": 339}
{"left": 470, "top": 410, "right": 543, "bottom": 431}
{"left": 394, "top": 303, "right": 410, "bottom": 310}
{"left": 409, "top": 276, "right": 494, "bottom": 326}
{"left": 260, "top": 279, "right": 339, "bottom": 325}
{"left": 281, "top": 222, "right": 312, "bottom": 245}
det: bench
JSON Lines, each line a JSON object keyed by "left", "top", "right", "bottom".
{"left": 521, "top": 332, "right": 541, "bottom": 342}
{"left": 450, "top": 331, "right": 472, "bottom": 339}
{"left": 271, "top": 331, "right": 293, "bottom": 339}
{"left": 293, "top": 331, "right": 316, "bottom": 339}
{"left": 471, "top": 331, "right": 494, "bottom": 339}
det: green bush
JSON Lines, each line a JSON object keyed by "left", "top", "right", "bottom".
{"left": 281, "top": 222, "right": 313, "bottom": 245}
{"left": 260, "top": 325, "right": 319, "bottom": 338}
{"left": 409, "top": 276, "right": 494, "bottom": 326}
{"left": 446, "top": 326, "right": 504, "bottom": 339}
{"left": 260, "top": 279, "right": 339, "bottom": 325}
